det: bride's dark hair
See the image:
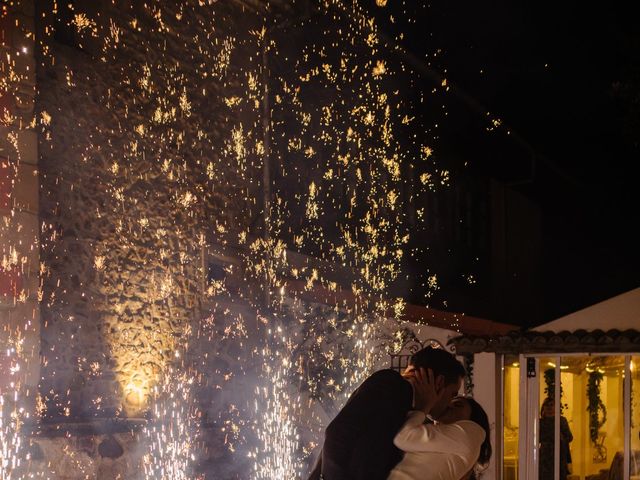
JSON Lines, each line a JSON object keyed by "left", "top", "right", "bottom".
{"left": 466, "top": 397, "right": 492, "bottom": 470}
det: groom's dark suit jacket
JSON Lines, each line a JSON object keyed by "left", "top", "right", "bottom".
{"left": 308, "top": 369, "right": 413, "bottom": 480}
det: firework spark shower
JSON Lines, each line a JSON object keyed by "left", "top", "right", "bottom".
{"left": 142, "top": 369, "right": 197, "bottom": 480}
{"left": 0, "top": 0, "right": 457, "bottom": 478}
{"left": 4, "top": 0, "right": 638, "bottom": 478}
{"left": 0, "top": 348, "right": 23, "bottom": 480}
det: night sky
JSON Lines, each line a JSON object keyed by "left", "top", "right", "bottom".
{"left": 367, "top": 0, "right": 640, "bottom": 325}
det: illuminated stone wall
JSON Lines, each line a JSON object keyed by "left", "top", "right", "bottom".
{"left": 36, "top": 0, "right": 270, "bottom": 418}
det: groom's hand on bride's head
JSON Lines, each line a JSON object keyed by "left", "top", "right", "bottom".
{"left": 410, "top": 367, "right": 446, "bottom": 414}
{"left": 416, "top": 368, "right": 446, "bottom": 394}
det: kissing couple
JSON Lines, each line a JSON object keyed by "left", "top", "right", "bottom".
{"left": 308, "top": 346, "right": 492, "bottom": 480}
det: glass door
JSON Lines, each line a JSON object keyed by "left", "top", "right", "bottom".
{"left": 518, "top": 356, "right": 569, "bottom": 480}
{"left": 515, "top": 354, "right": 633, "bottom": 480}
{"left": 630, "top": 356, "right": 639, "bottom": 479}
{"left": 503, "top": 355, "right": 520, "bottom": 480}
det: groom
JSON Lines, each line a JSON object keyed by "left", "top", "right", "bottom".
{"left": 307, "top": 346, "right": 465, "bottom": 480}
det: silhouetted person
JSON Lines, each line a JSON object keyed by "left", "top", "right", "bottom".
{"left": 539, "top": 397, "right": 573, "bottom": 480}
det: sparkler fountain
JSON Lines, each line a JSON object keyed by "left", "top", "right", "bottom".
{"left": 1, "top": 345, "right": 24, "bottom": 480}
{"left": 252, "top": 325, "right": 304, "bottom": 479}
{"left": 142, "top": 367, "right": 197, "bottom": 480}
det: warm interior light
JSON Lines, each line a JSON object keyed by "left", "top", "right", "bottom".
{"left": 547, "top": 362, "right": 556, "bottom": 368}
{"left": 512, "top": 362, "right": 519, "bottom": 367}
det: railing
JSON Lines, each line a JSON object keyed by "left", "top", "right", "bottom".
{"left": 389, "top": 337, "right": 446, "bottom": 372}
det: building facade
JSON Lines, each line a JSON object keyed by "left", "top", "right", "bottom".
{"left": 452, "top": 289, "right": 640, "bottom": 480}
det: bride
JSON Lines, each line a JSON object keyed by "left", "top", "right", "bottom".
{"left": 388, "top": 368, "right": 492, "bottom": 480}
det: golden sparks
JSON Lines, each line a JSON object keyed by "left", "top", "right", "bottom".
{"left": 2, "top": 1, "right": 459, "bottom": 478}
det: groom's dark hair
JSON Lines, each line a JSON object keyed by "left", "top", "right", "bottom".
{"left": 409, "top": 347, "right": 466, "bottom": 385}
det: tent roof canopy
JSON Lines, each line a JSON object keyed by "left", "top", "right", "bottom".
{"left": 532, "top": 287, "right": 640, "bottom": 333}
{"left": 450, "top": 328, "right": 640, "bottom": 355}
